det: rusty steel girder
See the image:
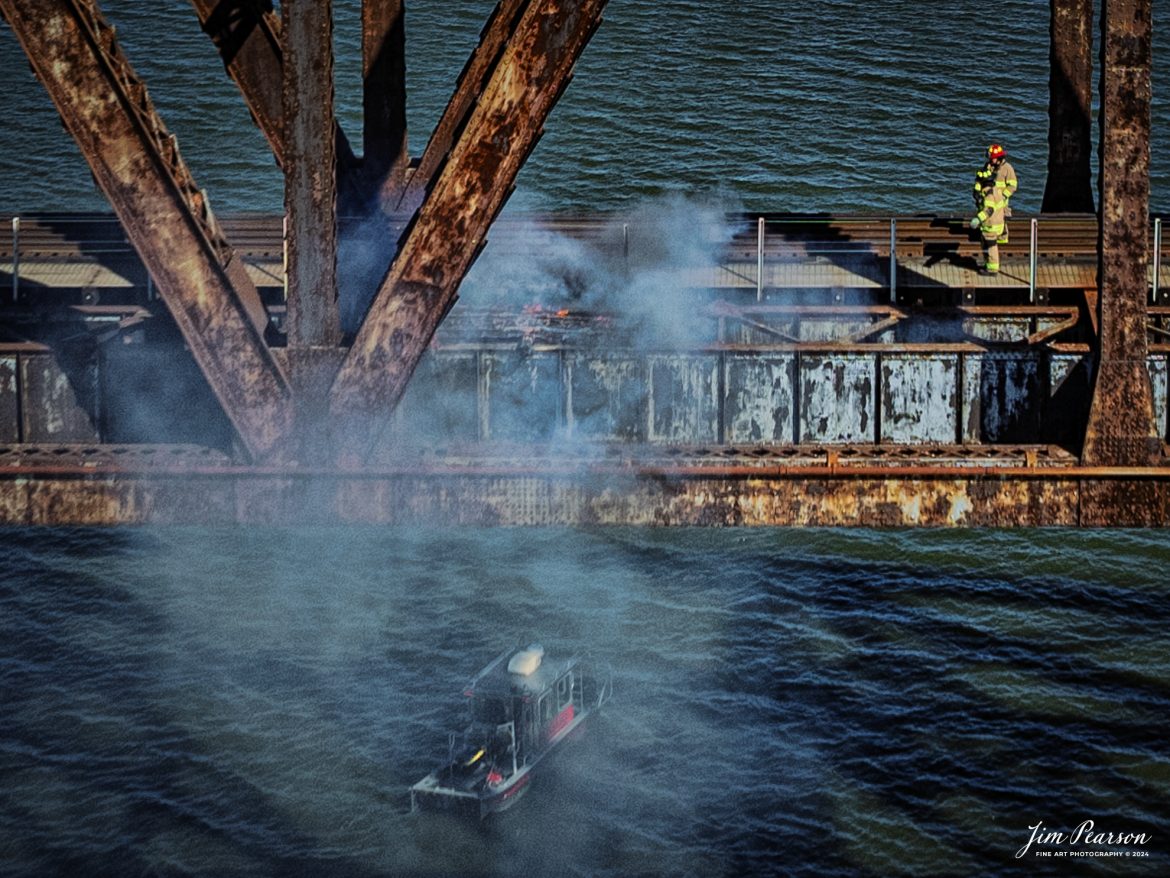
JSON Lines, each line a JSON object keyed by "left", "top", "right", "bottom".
{"left": 1082, "top": 0, "right": 1157, "bottom": 469}
{"left": 1043, "top": 0, "right": 1095, "bottom": 213}
{"left": 2, "top": 447, "right": 1169, "bottom": 526}
{"left": 362, "top": 0, "right": 409, "bottom": 207}
{"left": 394, "top": 0, "right": 529, "bottom": 216}
{"left": 329, "top": 0, "right": 607, "bottom": 462}
{"left": 1, "top": 0, "right": 294, "bottom": 460}
{"left": 283, "top": 0, "right": 340, "bottom": 352}
{"left": 189, "top": 0, "right": 363, "bottom": 209}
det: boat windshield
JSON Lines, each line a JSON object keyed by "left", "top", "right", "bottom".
{"left": 470, "top": 695, "right": 510, "bottom": 725}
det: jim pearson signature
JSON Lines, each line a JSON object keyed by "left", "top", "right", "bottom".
{"left": 1017, "top": 820, "right": 1153, "bottom": 859}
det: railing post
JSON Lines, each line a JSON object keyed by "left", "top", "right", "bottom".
{"left": 889, "top": 218, "right": 897, "bottom": 303}
{"left": 756, "top": 216, "right": 765, "bottom": 302}
{"left": 1153, "top": 217, "right": 1162, "bottom": 303}
{"left": 282, "top": 213, "right": 289, "bottom": 302}
{"left": 1029, "top": 217, "right": 1039, "bottom": 303}
{"left": 623, "top": 222, "right": 629, "bottom": 278}
{"left": 11, "top": 216, "right": 19, "bottom": 304}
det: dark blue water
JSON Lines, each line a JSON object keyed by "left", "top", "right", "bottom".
{"left": 2, "top": 528, "right": 1168, "bottom": 876}
{"left": 2, "top": 1, "right": 1169, "bottom": 214}
{"left": 3, "top": 3, "right": 1170, "bottom": 875}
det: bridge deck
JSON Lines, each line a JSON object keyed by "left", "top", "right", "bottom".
{"left": 2, "top": 212, "right": 1167, "bottom": 298}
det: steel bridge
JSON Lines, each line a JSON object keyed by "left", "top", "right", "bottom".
{"left": 0, "top": 0, "right": 1166, "bottom": 526}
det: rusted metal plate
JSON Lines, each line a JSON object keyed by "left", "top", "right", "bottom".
{"left": 965, "top": 316, "right": 1031, "bottom": 344}
{"left": 484, "top": 351, "right": 561, "bottom": 442}
{"left": 648, "top": 355, "right": 720, "bottom": 444}
{"left": 962, "top": 353, "right": 1043, "bottom": 444}
{"left": 799, "top": 354, "right": 876, "bottom": 443}
{"left": 723, "top": 354, "right": 796, "bottom": 444}
{"left": 0, "top": 356, "right": 17, "bottom": 441}
{"left": 880, "top": 353, "right": 958, "bottom": 444}
{"left": 330, "top": 0, "right": 608, "bottom": 461}
{"left": 568, "top": 355, "right": 644, "bottom": 442}
{"left": 10, "top": 462, "right": 1170, "bottom": 526}
{"left": 0, "top": 0, "right": 293, "bottom": 460}
{"left": 19, "top": 352, "right": 99, "bottom": 443}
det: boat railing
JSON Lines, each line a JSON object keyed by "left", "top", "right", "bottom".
{"left": 573, "top": 654, "right": 613, "bottom": 711}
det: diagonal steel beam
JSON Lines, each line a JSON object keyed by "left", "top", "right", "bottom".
{"left": 393, "top": 0, "right": 528, "bottom": 216}
{"left": 1082, "top": 0, "right": 1157, "bottom": 470}
{"left": 0, "top": 0, "right": 293, "bottom": 459}
{"left": 329, "top": 0, "right": 607, "bottom": 461}
{"left": 189, "top": 0, "right": 363, "bottom": 208}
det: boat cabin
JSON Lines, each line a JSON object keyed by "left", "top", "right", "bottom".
{"left": 463, "top": 644, "right": 582, "bottom": 772}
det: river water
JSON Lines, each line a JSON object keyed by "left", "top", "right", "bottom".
{"left": 1, "top": 3, "right": 1169, "bottom": 876}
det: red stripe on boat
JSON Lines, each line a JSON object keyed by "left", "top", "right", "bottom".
{"left": 548, "top": 703, "right": 575, "bottom": 740}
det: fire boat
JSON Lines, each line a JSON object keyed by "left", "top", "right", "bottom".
{"left": 410, "top": 643, "right": 612, "bottom": 818}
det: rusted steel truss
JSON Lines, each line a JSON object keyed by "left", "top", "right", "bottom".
{"left": 1083, "top": 0, "right": 1157, "bottom": 470}
{"left": 1043, "top": 0, "right": 1095, "bottom": 213}
{"left": 283, "top": 0, "right": 340, "bottom": 352}
{"left": 189, "top": 0, "right": 363, "bottom": 208}
{"left": 394, "top": 0, "right": 529, "bottom": 216}
{"left": 362, "top": 0, "right": 408, "bottom": 207}
{"left": 330, "top": 0, "right": 608, "bottom": 461}
{"left": 0, "top": 0, "right": 294, "bottom": 460}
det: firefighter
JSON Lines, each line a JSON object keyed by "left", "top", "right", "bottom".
{"left": 973, "top": 144, "right": 1018, "bottom": 243}
{"left": 970, "top": 182, "right": 1007, "bottom": 274}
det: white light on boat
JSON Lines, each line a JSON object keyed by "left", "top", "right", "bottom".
{"left": 507, "top": 644, "right": 544, "bottom": 676}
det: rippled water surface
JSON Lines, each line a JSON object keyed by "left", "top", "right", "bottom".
{"left": 1, "top": 1, "right": 1169, "bottom": 214}
{"left": 2, "top": 528, "right": 1169, "bottom": 877}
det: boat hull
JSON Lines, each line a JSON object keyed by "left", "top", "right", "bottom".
{"left": 410, "top": 768, "right": 532, "bottom": 818}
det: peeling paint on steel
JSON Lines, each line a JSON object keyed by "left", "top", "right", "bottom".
{"left": 881, "top": 354, "right": 958, "bottom": 444}
{"left": 800, "top": 354, "right": 875, "bottom": 443}
{"left": 1149, "top": 354, "right": 1168, "bottom": 441}
{"left": 962, "top": 353, "right": 1042, "bottom": 443}
{"left": 648, "top": 355, "right": 719, "bottom": 444}
{"left": 484, "top": 351, "right": 561, "bottom": 441}
{"left": 19, "top": 353, "right": 98, "bottom": 443}
{"left": 568, "top": 355, "right": 644, "bottom": 441}
{"left": 0, "top": 356, "right": 17, "bottom": 442}
{"left": 724, "top": 354, "right": 795, "bottom": 443}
